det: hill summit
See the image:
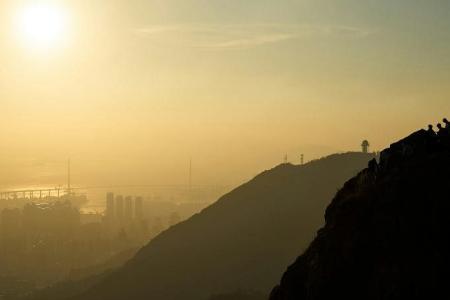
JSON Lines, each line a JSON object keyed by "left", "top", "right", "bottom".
{"left": 270, "top": 128, "right": 450, "bottom": 300}
{"left": 62, "top": 152, "right": 373, "bottom": 300}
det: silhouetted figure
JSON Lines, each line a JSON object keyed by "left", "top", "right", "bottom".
{"left": 368, "top": 158, "right": 378, "bottom": 174}
{"left": 437, "top": 123, "right": 449, "bottom": 141}
{"left": 444, "top": 118, "right": 450, "bottom": 129}
{"left": 427, "top": 125, "right": 435, "bottom": 136}
{"left": 436, "top": 121, "right": 449, "bottom": 147}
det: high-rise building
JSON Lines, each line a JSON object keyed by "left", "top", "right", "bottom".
{"left": 135, "top": 197, "right": 143, "bottom": 220}
{"left": 124, "top": 196, "right": 133, "bottom": 221}
{"left": 116, "top": 195, "right": 124, "bottom": 221}
{"left": 106, "top": 192, "right": 115, "bottom": 218}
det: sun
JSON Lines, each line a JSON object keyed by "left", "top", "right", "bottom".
{"left": 15, "top": 4, "right": 70, "bottom": 51}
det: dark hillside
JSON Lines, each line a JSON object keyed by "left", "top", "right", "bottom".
{"left": 25, "top": 152, "right": 372, "bottom": 300}
{"left": 71, "top": 152, "right": 372, "bottom": 300}
{"left": 270, "top": 129, "right": 450, "bottom": 300}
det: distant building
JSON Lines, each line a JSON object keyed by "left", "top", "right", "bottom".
{"left": 361, "top": 140, "right": 370, "bottom": 154}
{"left": 22, "top": 202, "right": 80, "bottom": 238}
{"left": 135, "top": 197, "right": 143, "bottom": 220}
{"left": 106, "top": 192, "right": 115, "bottom": 218}
{"left": 80, "top": 212, "right": 102, "bottom": 225}
{"left": 124, "top": 196, "right": 133, "bottom": 221}
{"left": 116, "top": 195, "right": 124, "bottom": 221}
{"left": 1, "top": 208, "right": 21, "bottom": 240}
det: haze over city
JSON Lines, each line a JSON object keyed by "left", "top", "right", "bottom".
{"left": 1, "top": 0, "right": 449, "bottom": 190}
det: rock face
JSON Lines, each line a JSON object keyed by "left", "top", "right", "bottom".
{"left": 67, "top": 152, "right": 372, "bottom": 300}
{"left": 270, "top": 129, "right": 450, "bottom": 300}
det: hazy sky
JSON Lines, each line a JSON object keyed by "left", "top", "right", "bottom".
{"left": 0, "top": 0, "right": 449, "bottom": 189}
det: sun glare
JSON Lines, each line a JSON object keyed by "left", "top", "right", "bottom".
{"left": 15, "top": 4, "right": 70, "bottom": 51}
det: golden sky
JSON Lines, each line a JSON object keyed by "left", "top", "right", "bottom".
{"left": 0, "top": 0, "right": 449, "bottom": 188}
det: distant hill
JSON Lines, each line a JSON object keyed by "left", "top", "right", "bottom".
{"left": 29, "top": 152, "right": 373, "bottom": 300}
{"left": 66, "top": 247, "right": 139, "bottom": 282}
{"left": 270, "top": 129, "right": 450, "bottom": 300}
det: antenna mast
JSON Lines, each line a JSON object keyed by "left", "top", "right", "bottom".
{"left": 189, "top": 158, "right": 192, "bottom": 189}
{"left": 68, "top": 158, "right": 71, "bottom": 195}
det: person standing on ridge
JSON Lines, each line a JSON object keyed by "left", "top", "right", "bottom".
{"left": 443, "top": 118, "right": 450, "bottom": 129}
{"left": 437, "top": 123, "right": 449, "bottom": 140}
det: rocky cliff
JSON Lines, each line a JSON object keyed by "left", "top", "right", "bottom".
{"left": 270, "top": 128, "right": 450, "bottom": 300}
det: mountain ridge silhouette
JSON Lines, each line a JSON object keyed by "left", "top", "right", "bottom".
{"left": 270, "top": 128, "right": 450, "bottom": 300}
{"left": 25, "top": 152, "right": 374, "bottom": 300}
